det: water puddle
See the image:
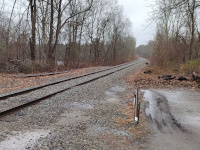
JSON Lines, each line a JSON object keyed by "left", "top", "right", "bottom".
{"left": 142, "top": 89, "right": 200, "bottom": 132}
{"left": 155, "top": 89, "right": 200, "bottom": 133}
{"left": 142, "top": 90, "right": 174, "bottom": 130}
{"left": 0, "top": 130, "right": 49, "bottom": 150}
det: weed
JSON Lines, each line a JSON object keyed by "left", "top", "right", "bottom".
{"left": 144, "top": 65, "right": 173, "bottom": 75}
{"left": 182, "top": 58, "right": 200, "bottom": 74}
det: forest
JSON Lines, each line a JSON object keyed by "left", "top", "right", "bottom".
{"left": 0, "top": 0, "right": 136, "bottom": 73}
{"left": 135, "top": 0, "right": 200, "bottom": 74}
{"left": 151, "top": 0, "right": 200, "bottom": 69}
{"left": 135, "top": 41, "right": 154, "bottom": 60}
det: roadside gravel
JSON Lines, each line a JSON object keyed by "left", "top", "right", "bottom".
{"left": 0, "top": 59, "right": 146, "bottom": 149}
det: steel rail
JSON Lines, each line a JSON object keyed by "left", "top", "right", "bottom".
{"left": 0, "top": 59, "right": 141, "bottom": 100}
{"left": 12, "top": 71, "right": 69, "bottom": 78}
{"left": 0, "top": 58, "right": 144, "bottom": 117}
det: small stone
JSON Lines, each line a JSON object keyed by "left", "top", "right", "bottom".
{"left": 15, "top": 113, "right": 27, "bottom": 116}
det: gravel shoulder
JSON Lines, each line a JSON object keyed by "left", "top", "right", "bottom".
{"left": 0, "top": 60, "right": 146, "bottom": 149}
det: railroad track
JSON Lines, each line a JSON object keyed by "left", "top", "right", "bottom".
{"left": 0, "top": 58, "right": 145, "bottom": 117}
{"left": 12, "top": 70, "right": 69, "bottom": 78}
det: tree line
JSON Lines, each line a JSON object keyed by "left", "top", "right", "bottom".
{"left": 0, "top": 0, "right": 136, "bottom": 72}
{"left": 150, "top": 0, "right": 200, "bottom": 67}
{"left": 135, "top": 41, "right": 154, "bottom": 60}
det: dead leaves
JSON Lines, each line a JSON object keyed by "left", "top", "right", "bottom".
{"left": 0, "top": 67, "right": 104, "bottom": 94}
{"left": 126, "top": 68, "right": 200, "bottom": 91}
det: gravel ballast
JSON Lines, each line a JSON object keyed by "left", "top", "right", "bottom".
{"left": 0, "top": 59, "right": 146, "bottom": 149}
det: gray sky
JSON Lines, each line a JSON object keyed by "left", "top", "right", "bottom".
{"left": 118, "top": 0, "right": 155, "bottom": 47}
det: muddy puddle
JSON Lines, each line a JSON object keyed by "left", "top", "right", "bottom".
{"left": 142, "top": 89, "right": 178, "bottom": 131}
{"left": 142, "top": 89, "right": 200, "bottom": 150}
{"left": 142, "top": 89, "right": 200, "bottom": 133}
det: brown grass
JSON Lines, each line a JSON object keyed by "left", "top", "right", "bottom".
{"left": 102, "top": 133, "right": 133, "bottom": 150}
{"left": 144, "top": 65, "right": 174, "bottom": 75}
{"left": 114, "top": 101, "right": 149, "bottom": 143}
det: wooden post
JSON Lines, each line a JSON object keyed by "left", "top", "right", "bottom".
{"left": 135, "top": 87, "right": 139, "bottom": 123}
{"left": 138, "top": 102, "right": 141, "bottom": 122}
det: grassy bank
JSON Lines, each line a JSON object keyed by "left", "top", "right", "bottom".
{"left": 182, "top": 58, "right": 200, "bottom": 74}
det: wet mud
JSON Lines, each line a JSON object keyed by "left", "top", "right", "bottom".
{"left": 142, "top": 90, "right": 184, "bottom": 132}
{"left": 142, "top": 89, "right": 200, "bottom": 150}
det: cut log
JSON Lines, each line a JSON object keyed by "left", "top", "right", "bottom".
{"left": 173, "top": 69, "right": 179, "bottom": 72}
{"left": 192, "top": 72, "right": 200, "bottom": 82}
{"left": 144, "top": 70, "right": 151, "bottom": 74}
{"left": 158, "top": 75, "right": 176, "bottom": 80}
{"left": 164, "top": 76, "right": 176, "bottom": 80}
{"left": 178, "top": 76, "right": 188, "bottom": 81}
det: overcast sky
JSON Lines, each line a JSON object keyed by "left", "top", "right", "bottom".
{"left": 118, "top": 0, "right": 155, "bottom": 47}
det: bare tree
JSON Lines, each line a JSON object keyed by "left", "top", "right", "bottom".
{"left": 29, "top": 0, "right": 36, "bottom": 61}
{"left": 0, "top": 0, "right": 136, "bottom": 72}
{"left": 150, "top": 0, "right": 200, "bottom": 67}
{"left": 47, "top": 0, "right": 93, "bottom": 63}
{"left": 6, "top": 0, "right": 17, "bottom": 50}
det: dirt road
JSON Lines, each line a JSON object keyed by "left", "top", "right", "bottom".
{"left": 143, "top": 89, "right": 200, "bottom": 150}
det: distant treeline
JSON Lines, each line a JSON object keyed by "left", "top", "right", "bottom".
{"left": 135, "top": 41, "right": 154, "bottom": 60}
